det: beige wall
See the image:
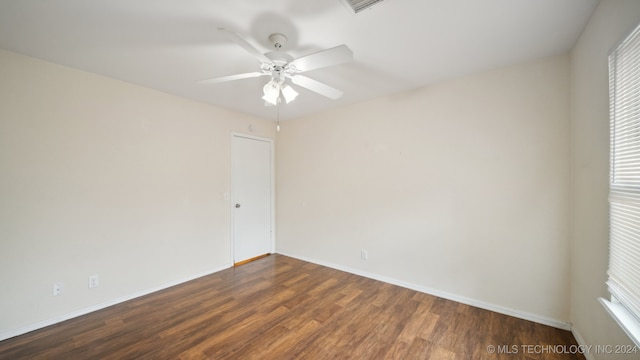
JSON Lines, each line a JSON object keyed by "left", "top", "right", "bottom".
{"left": 570, "top": 1, "right": 640, "bottom": 358}
{"left": 276, "top": 55, "right": 571, "bottom": 325}
{"left": 0, "top": 49, "right": 274, "bottom": 337}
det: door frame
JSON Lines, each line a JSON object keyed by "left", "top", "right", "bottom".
{"left": 230, "top": 132, "right": 275, "bottom": 264}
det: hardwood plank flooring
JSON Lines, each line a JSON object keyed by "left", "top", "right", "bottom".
{"left": 0, "top": 254, "right": 585, "bottom": 359}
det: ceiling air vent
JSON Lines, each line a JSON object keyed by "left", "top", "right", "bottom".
{"left": 341, "top": 0, "right": 385, "bottom": 13}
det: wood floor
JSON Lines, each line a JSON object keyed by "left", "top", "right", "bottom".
{"left": 0, "top": 254, "right": 585, "bottom": 360}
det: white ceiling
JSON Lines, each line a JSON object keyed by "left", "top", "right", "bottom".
{"left": 0, "top": 0, "right": 598, "bottom": 121}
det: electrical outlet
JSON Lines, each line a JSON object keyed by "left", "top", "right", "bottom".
{"left": 53, "top": 283, "right": 64, "bottom": 296}
{"left": 361, "top": 249, "right": 368, "bottom": 260}
{"left": 89, "top": 275, "right": 99, "bottom": 289}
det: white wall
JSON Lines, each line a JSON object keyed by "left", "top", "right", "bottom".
{"left": 570, "top": 1, "right": 640, "bottom": 358}
{"left": 276, "top": 55, "right": 571, "bottom": 325}
{"left": 0, "top": 49, "right": 275, "bottom": 338}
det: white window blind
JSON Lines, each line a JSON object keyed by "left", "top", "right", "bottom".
{"left": 602, "top": 23, "right": 640, "bottom": 347}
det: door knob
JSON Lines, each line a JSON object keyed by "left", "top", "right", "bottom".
{"left": 235, "top": 203, "right": 241, "bottom": 208}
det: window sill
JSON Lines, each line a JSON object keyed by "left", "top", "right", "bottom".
{"left": 599, "top": 297, "right": 640, "bottom": 348}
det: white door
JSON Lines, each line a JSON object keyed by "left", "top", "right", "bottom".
{"left": 231, "top": 134, "right": 273, "bottom": 264}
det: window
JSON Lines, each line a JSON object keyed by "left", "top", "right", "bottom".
{"left": 601, "top": 23, "right": 640, "bottom": 347}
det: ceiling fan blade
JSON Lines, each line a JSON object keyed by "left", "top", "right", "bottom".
{"left": 198, "top": 72, "right": 267, "bottom": 84}
{"left": 218, "top": 28, "right": 272, "bottom": 64}
{"left": 290, "top": 75, "right": 344, "bottom": 100}
{"left": 290, "top": 45, "right": 353, "bottom": 73}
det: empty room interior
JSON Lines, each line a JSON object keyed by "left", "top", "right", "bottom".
{"left": 2, "top": 0, "right": 640, "bottom": 359}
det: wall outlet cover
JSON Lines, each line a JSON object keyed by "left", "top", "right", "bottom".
{"left": 89, "top": 275, "right": 99, "bottom": 289}
{"left": 53, "top": 283, "right": 64, "bottom": 296}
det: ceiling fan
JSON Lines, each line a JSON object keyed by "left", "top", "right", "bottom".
{"left": 200, "top": 28, "right": 353, "bottom": 106}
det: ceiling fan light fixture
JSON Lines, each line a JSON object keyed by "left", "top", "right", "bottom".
{"left": 262, "top": 80, "right": 280, "bottom": 106}
{"left": 262, "top": 78, "right": 298, "bottom": 106}
{"left": 281, "top": 84, "right": 298, "bottom": 104}
{"left": 262, "top": 93, "right": 279, "bottom": 106}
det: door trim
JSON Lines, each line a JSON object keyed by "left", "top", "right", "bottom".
{"left": 230, "top": 132, "right": 275, "bottom": 264}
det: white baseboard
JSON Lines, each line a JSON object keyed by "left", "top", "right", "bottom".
{"left": 570, "top": 327, "right": 596, "bottom": 360}
{"left": 0, "top": 263, "right": 232, "bottom": 342}
{"left": 277, "top": 251, "right": 571, "bottom": 331}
